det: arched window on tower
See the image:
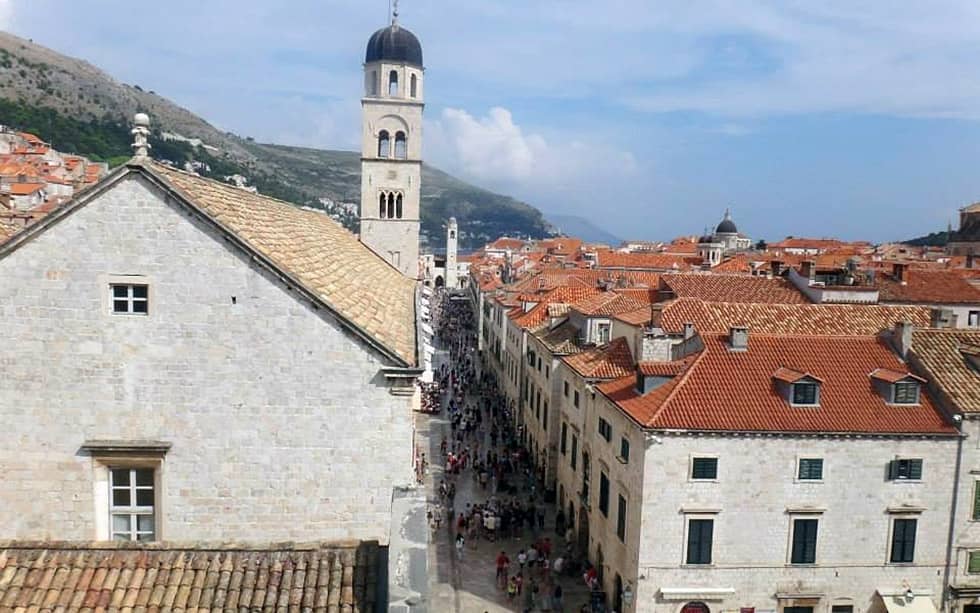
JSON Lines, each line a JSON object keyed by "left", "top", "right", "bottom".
{"left": 389, "top": 70, "right": 399, "bottom": 96}
{"left": 410, "top": 74, "right": 417, "bottom": 98}
{"left": 450, "top": 230, "right": 456, "bottom": 239}
{"left": 387, "top": 193, "right": 396, "bottom": 219}
{"left": 378, "top": 131, "right": 390, "bottom": 158}
{"left": 396, "top": 193, "right": 403, "bottom": 219}
{"left": 394, "top": 132, "right": 407, "bottom": 159}
{"left": 379, "top": 192, "right": 387, "bottom": 218}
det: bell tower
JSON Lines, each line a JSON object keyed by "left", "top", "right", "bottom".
{"left": 359, "top": 5, "right": 424, "bottom": 278}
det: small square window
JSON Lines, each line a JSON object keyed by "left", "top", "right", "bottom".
{"left": 111, "top": 284, "right": 149, "bottom": 315}
{"left": 691, "top": 457, "right": 718, "bottom": 480}
{"left": 792, "top": 382, "right": 819, "bottom": 405}
{"left": 798, "top": 458, "right": 824, "bottom": 481}
{"left": 110, "top": 467, "right": 155, "bottom": 541}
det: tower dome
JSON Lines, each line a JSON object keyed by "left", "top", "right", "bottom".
{"left": 715, "top": 208, "right": 738, "bottom": 234}
{"left": 365, "top": 25, "right": 423, "bottom": 67}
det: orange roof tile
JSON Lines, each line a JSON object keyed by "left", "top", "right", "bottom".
{"left": 512, "top": 286, "right": 601, "bottom": 328}
{"left": 571, "top": 292, "right": 650, "bottom": 317}
{"left": 7, "top": 183, "right": 43, "bottom": 196}
{"left": 908, "top": 329, "right": 980, "bottom": 413}
{"left": 563, "top": 337, "right": 635, "bottom": 379}
{"left": 599, "top": 333, "right": 955, "bottom": 434}
{"left": 877, "top": 269, "right": 980, "bottom": 305}
{"left": 597, "top": 251, "right": 699, "bottom": 271}
{"left": 660, "top": 273, "right": 809, "bottom": 304}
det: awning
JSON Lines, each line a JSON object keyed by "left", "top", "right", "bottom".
{"left": 877, "top": 589, "right": 938, "bottom": 613}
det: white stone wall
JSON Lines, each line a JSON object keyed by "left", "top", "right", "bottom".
{"left": 631, "top": 433, "right": 957, "bottom": 613}
{"left": 0, "top": 176, "right": 415, "bottom": 544}
{"left": 952, "top": 416, "right": 980, "bottom": 601}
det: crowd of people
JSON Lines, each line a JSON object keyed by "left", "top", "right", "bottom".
{"left": 421, "top": 289, "right": 606, "bottom": 612}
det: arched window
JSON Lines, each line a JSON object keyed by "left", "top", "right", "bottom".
{"left": 387, "top": 193, "right": 395, "bottom": 219}
{"left": 449, "top": 230, "right": 456, "bottom": 239}
{"left": 378, "top": 131, "right": 390, "bottom": 158}
{"left": 389, "top": 70, "right": 399, "bottom": 96}
{"left": 394, "top": 132, "right": 407, "bottom": 159}
{"left": 396, "top": 193, "right": 403, "bottom": 219}
{"left": 410, "top": 74, "right": 417, "bottom": 98}
{"left": 379, "top": 193, "right": 387, "bottom": 218}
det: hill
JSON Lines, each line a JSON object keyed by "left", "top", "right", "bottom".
{"left": 0, "top": 31, "right": 551, "bottom": 249}
{"left": 902, "top": 230, "right": 949, "bottom": 247}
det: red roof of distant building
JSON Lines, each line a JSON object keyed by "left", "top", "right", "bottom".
{"left": 597, "top": 251, "right": 699, "bottom": 271}
{"left": 877, "top": 269, "right": 980, "bottom": 305}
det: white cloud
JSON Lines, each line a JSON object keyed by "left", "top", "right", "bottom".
{"left": 427, "top": 106, "right": 636, "bottom": 186}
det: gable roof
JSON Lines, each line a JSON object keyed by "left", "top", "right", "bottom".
{"left": 563, "top": 337, "right": 635, "bottom": 379}
{"left": 660, "top": 273, "right": 809, "bottom": 304}
{"left": 0, "top": 541, "right": 380, "bottom": 611}
{"left": 599, "top": 333, "right": 955, "bottom": 435}
{"left": 570, "top": 291, "right": 650, "bottom": 317}
{"left": 0, "top": 161, "right": 418, "bottom": 366}
{"left": 909, "top": 329, "right": 980, "bottom": 413}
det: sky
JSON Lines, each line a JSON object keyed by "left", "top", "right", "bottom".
{"left": 4, "top": 0, "right": 980, "bottom": 243}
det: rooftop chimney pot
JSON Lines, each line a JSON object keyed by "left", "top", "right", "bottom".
{"left": 729, "top": 326, "right": 749, "bottom": 351}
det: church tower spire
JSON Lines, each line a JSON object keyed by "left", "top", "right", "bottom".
{"left": 358, "top": 9, "right": 424, "bottom": 278}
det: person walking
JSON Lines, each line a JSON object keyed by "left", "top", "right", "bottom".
{"left": 495, "top": 551, "right": 510, "bottom": 589}
{"left": 455, "top": 533, "right": 465, "bottom": 561}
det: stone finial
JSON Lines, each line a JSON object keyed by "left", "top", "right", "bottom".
{"left": 392, "top": 0, "right": 400, "bottom": 26}
{"left": 131, "top": 112, "right": 152, "bottom": 158}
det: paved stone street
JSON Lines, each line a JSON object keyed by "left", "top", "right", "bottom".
{"left": 418, "top": 294, "right": 593, "bottom": 612}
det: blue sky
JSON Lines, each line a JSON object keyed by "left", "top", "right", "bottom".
{"left": 4, "top": 0, "right": 980, "bottom": 242}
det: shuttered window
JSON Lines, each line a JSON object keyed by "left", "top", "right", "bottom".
{"left": 790, "top": 519, "right": 818, "bottom": 564}
{"left": 969, "top": 551, "right": 980, "bottom": 574}
{"left": 973, "top": 481, "right": 980, "bottom": 520}
{"left": 691, "top": 457, "right": 718, "bottom": 480}
{"left": 889, "top": 459, "right": 923, "bottom": 481}
{"left": 798, "top": 458, "right": 824, "bottom": 481}
{"left": 686, "top": 519, "right": 713, "bottom": 565}
{"left": 890, "top": 518, "right": 917, "bottom": 563}
{"left": 599, "top": 472, "right": 610, "bottom": 516}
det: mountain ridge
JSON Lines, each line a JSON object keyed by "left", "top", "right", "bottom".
{"left": 0, "top": 31, "right": 552, "bottom": 248}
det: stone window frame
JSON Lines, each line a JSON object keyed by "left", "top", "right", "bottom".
{"left": 682, "top": 511, "right": 717, "bottom": 566}
{"left": 102, "top": 274, "right": 154, "bottom": 318}
{"left": 81, "top": 441, "right": 170, "bottom": 542}
{"left": 787, "top": 515, "right": 820, "bottom": 566}
{"left": 887, "top": 515, "right": 919, "bottom": 565}
{"left": 795, "top": 457, "right": 825, "bottom": 483}
{"left": 689, "top": 455, "right": 719, "bottom": 482}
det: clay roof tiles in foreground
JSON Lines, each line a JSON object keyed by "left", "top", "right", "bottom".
{"left": 909, "top": 329, "right": 980, "bottom": 413}
{"left": 0, "top": 541, "right": 380, "bottom": 611}
{"left": 532, "top": 319, "right": 584, "bottom": 355}
{"left": 570, "top": 291, "right": 651, "bottom": 317}
{"left": 652, "top": 298, "right": 932, "bottom": 336}
{"left": 661, "top": 273, "right": 810, "bottom": 304}
{"left": 599, "top": 333, "right": 955, "bottom": 434}
{"left": 563, "top": 337, "right": 635, "bottom": 379}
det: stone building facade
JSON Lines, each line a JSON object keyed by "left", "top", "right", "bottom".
{"left": 0, "top": 162, "right": 420, "bottom": 545}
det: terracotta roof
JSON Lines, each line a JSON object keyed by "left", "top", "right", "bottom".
{"left": 512, "top": 287, "right": 601, "bottom": 328}
{"left": 487, "top": 237, "right": 525, "bottom": 250}
{"left": 660, "top": 274, "right": 809, "bottom": 304}
{"left": 654, "top": 298, "right": 932, "bottom": 336}
{"left": 0, "top": 541, "right": 380, "bottom": 611}
{"left": 563, "top": 337, "right": 634, "bottom": 379}
{"left": 533, "top": 319, "right": 583, "bottom": 355}
{"left": 772, "top": 367, "right": 822, "bottom": 384}
{"left": 571, "top": 292, "right": 650, "bottom": 317}
{"left": 613, "top": 306, "right": 655, "bottom": 327}
{"left": 869, "top": 368, "right": 924, "bottom": 384}
{"left": 909, "top": 329, "right": 980, "bottom": 413}
{"left": 7, "top": 183, "right": 43, "bottom": 196}
{"left": 768, "top": 237, "right": 855, "bottom": 250}
{"left": 877, "top": 270, "right": 980, "bottom": 305}
{"left": 599, "top": 333, "right": 955, "bottom": 434}
{"left": 596, "top": 251, "right": 698, "bottom": 271}
{"left": 638, "top": 358, "right": 692, "bottom": 376}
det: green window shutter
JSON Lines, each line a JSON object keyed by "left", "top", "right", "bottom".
{"left": 973, "top": 483, "right": 980, "bottom": 520}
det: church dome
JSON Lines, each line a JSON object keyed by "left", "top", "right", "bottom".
{"left": 365, "top": 25, "right": 423, "bottom": 67}
{"left": 715, "top": 209, "right": 737, "bottom": 234}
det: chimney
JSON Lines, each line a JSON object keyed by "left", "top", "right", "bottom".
{"left": 893, "top": 263, "right": 909, "bottom": 284}
{"left": 770, "top": 260, "right": 783, "bottom": 277}
{"left": 683, "top": 322, "right": 695, "bottom": 340}
{"left": 800, "top": 260, "right": 816, "bottom": 282}
{"left": 930, "top": 308, "right": 957, "bottom": 329}
{"left": 894, "top": 321, "right": 914, "bottom": 357}
{"left": 729, "top": 326, "right": 749, "bottom": 351}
